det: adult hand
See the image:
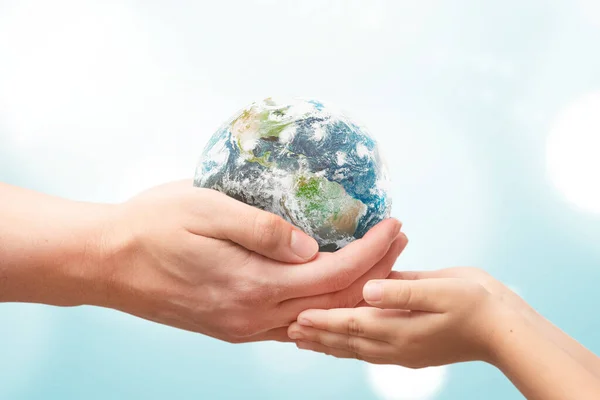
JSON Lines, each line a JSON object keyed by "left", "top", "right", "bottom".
{"left": 91, "top": 181, "right": 407, "bottom": 343}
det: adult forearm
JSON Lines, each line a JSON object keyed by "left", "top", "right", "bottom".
{"left": 490, "top": 308, "right": 600, "bottom": 400}
{"left": 0, "top": 182, "right": 111, "bottom": 306}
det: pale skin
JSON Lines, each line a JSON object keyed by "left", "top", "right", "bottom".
{"left": 0, "top": 180, "right": 408, "bottom": 343}
{"left": 288, "top": 267, "right": 600, "bottom": 399}
{"left": 8, "top": 178, "right": 597, "bottom": 399}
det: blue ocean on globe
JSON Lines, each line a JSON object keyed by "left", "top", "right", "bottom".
{"left": 194, "top": 97, "right": 391, "bottom": 251}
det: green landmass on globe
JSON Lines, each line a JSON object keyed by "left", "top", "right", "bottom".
{"left": 194, "top": 97, "right": 391, "bottom": 251}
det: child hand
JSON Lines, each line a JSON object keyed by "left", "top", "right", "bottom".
{"left": 388, "top": 268, "right": 532, "bottom": 317}
{"left": 288, "top": 275, "right": 513, "bottom": 368}
{"left": 288, "top": 268, "right": 600, "bottom": 400}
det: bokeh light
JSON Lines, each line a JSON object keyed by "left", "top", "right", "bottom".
{"left": 577, "top": 0, "right": 600, "bottom": 26}
{"left": 250, "top": 342, "right": 322, "bottom": 376}
{"left": 366, "top": 364, "right": 448, "bottom": 400}
{"left": 0, "top": 0, "right": 202, "bottom": 201}
{"left": 546, "top": 92, "right": 600, "bottom": 215}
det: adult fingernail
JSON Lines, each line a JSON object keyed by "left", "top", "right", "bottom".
{"left": 364, "top": 282, "right": 383, "bottom": 302}
{"left": 297, "top": 317, "right": 313, "bottom": 327}
{"left": 291, "top": 230, "right": 319, "bottom": 260}
{"left": 288, "top": 330, "right": 304, "bottom": 340}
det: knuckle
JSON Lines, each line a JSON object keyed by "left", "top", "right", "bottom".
{"left": 252, "top": 212, "right": 283, "bottom": 250}
{"left": 346, "top": 317, "right": 364, "bottom": 337}
{"left": 234, "top": 280, "right": 274, "bottom": 308}
{"left": 330, "top": 268, "right": 354, "bottom": 292}
{"left": 346, "top": 336, "right": 362, "bottom": 353}
{"left": 226, "top": 317, "right": 257, "bottom": 338}
{"left": 233, "top": 280, "right": 256, "bottom": 300}
{"left": 394, "top": 284, "right": 413, "bottom": 308}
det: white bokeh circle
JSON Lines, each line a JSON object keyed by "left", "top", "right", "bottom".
{"left": 250, "top": 341, "right": 322, "bottom": 376}
{"left": 546, "top": 92, "right": 600, "bottom": 215}
{"left": 366, "top": 364, "right": 448, "bottom": 400}
{"left": 0, "top": 0, "right": 205, "bottom": 201}
{"left": 577, "top": 0, "right": 600, "bottom": 26}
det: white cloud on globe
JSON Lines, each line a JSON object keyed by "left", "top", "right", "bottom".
{"left": 366, "top": 364, "right": 448, "bottom": 400}
{"left": 546, "top": 92, "right": 600, "bottom": 215}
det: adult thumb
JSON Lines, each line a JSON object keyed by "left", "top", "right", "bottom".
{"left": 205, "top": 191, "right": 319, "bottom": 263}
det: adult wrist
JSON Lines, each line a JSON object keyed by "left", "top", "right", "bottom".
{"left": 70, "top": 202, "right": 139, "bottom": 309}
{"left": 54, "top": 201, "right": 132, "bottom": 308}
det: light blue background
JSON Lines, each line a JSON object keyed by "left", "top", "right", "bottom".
{"left": 1, "top": 1, "right": 599, "bottom": 399}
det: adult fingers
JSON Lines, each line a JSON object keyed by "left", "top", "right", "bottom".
{"left": 274, "top": 218, "right": 403, "bottom": 299}
{"left": 291, "top": 307, "right": 407, "bottom": 342}
{"left": 296, "top": 340, "right": 358, "bottom": 359}
{"left": 288, "top": 324, "right": 394, "bottom": 359}
{"left": 295, "top": 341, "right": 390, "bottom": 364}
{"left": 363, "top": 278, "right": 483, "bottom": 312}
{"left": 277, "top": 234, "right": 407, "bottom": 320}
{"left": 387, "top": 270, "right": 429, "bottom": 280}
{"left": 191, "top": 189, "right": 319, "bottom": 263}
{"left": 232, "top": 327, "right": 292, "bottom": 343}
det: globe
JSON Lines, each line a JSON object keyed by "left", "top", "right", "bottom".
{"left": 194, "top": 97, "right": 391, "bottom": 251}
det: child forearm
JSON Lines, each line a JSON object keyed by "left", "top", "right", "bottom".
{"left": 491, "top": 307, "right": 600, "bottom": 400}
{"left": 511, "top": 294, "right": 600, "bottom": 379}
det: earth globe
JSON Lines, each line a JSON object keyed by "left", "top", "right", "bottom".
{"left": 194, "top": 97, "right": 391, "bottom": 252}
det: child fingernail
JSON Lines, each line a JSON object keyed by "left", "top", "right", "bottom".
{"left": 364, "top": 282, "right": 383, "bottom": 302}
